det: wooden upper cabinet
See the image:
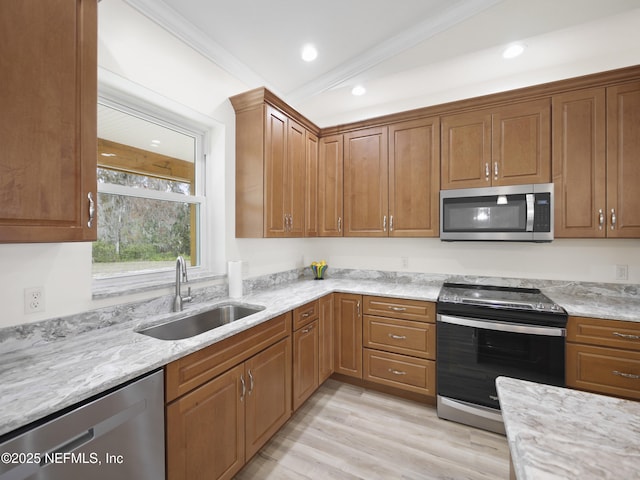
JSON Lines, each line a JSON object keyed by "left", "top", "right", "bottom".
{"left": 343, "top": 127, "right": 389, "bottom": 236}
{"left": 553, "top": 83, "right": 640, "bottom": 238}
{"left": 305, "top": 131, "right": 319, "bottom": 237}
{"left": 231, "top": 88, "right": 319, "bottom": 238}
{"left": 491, "top": 99, "right": 551, "bottom": 186}
{"left": 318, "top": 134, "right": 344, "bottom": 236}
{"left": 552, "top": 88, "right": 607, "bottom": 237}
{"left": 441, "top": 109, "right": 492, "bottom": 189}
{"left": 388, "top": 117, "right": 440, "bottom": 237}
{"left": 606, "top": 82, "right": 640, "bottom": 238}
{"left": 441, "top": 99, "right": 551, "bottom": 189}
{"left": 0, "top": 0, "right": 97, "bottom": 243}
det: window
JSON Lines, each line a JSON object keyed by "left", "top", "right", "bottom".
{"left": 94, "top": 100, "right": 206, "bottom": 279}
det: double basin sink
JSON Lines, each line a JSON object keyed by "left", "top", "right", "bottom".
{"left": 137, "top": 303, "right": 265, "bottom": 340}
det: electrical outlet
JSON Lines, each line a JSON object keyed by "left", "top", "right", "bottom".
{"left": 24, "top": 287, "right": 45, "bottom": 314}
{"left": 615, "top": 264, "right": 629, "bottom": 281}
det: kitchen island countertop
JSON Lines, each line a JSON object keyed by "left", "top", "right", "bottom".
{"left": 496, "top": 376, "right": 640, "bottom": 480}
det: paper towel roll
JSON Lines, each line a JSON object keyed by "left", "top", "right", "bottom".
{"left": 228, "top": 261, "right": 243, "bottom": 298}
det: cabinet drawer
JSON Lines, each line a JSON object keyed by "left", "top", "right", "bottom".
{"left": 567, "top": 316, "right": 640, "bottom": 351}
{"left": 363, "top": 348, "right": 435, "bottom": 396}
{"left": 566, "top": 343, "right": 640, "bottom": 400}
{"left": 166, "top": 312, "right": 292, "bottom": 402}
{"left": 363, "top": 316, "right": 435, "bottom": 360}
{"left": 293, "top": 299, "right": 319, "bottom": 330}
{"left": 363, "top": 296, "right": 435, "bottom": 323}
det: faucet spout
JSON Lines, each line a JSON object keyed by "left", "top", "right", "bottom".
{"left": 173, "top": 255, "right": 192, "bottom": 312}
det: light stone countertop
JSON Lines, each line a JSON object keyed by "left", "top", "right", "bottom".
{"left": 0, "top": 272, "right": 637, "bottom": 438}
{"left": 496, "top": 376, "right": 640, "bottom": 480}
{"left": 0, "top": 277, "right": 441, "bottom": 437}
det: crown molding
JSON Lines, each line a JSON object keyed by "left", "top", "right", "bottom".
{"left": 122, "top": 0, "right": 274, "bottom": 93}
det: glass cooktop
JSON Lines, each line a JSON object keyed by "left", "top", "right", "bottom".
{"left": 438, "top": 283, "right": 564, "bottom": 313}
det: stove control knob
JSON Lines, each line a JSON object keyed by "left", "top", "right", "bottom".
{"left": 535, "top": 302, "right": 545, "bottom": 310}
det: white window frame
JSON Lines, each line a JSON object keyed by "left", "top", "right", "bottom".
{"left": 93, "top": 74, "right": 220, "bottom": 296}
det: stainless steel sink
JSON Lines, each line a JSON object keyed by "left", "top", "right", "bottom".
{"left": 137, "top": 303, "right": 265, "bottom": 340}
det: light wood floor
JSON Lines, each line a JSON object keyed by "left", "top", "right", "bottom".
{"left": 235, "top": 379, "right": 510, "bottom": 479}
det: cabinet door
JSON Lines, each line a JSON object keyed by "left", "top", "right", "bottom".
{"left": 305, "top": 131, "right": 319, "bottom": 237}
{"left": 318, "top": 294, "right": 335, "bottom": 383}
{"left": 441, "top": 110, "right": 492, "bottom": 189}
{"left": 244, "top": 337, "right": 292, "bottom": 460}
{"left": 0, "top": 0, "right": 97, "bottom": 242}
{"left": 607, "top": 82, "right": 640, "bottom": 238}
{"left": 492, "top": 99, "right": 551, "bottom": 186}
{"left": 287, "top": 118, "right": 306, "bottom": 236}
{"left": 552, "top": 88, "right": 607, "bottom": 237}
{"left": 264, "top": 105, "right": 288, "bottom": 237}
{"left": 318, "top": 134, "right": 344, "bottom": 236}
{"left": 333, "top": 293, "right": 363, "bottom": 378}
{"left": 292, "top": 320, "right": 319, "bottom": 410}
{"left": 343, "top": 127, "right": 388, "bottom": 236}
{"left": 167, "top": 364, "right": 245, "bottom": 480}
{"left": 388, "top": 117, "right": 440, "bottom": 237}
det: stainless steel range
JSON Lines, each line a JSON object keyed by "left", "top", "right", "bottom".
{"left": 436, "top": 283, "right": 567, "bottom": 434}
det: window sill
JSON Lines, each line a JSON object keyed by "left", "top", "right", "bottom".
{"left": 92, "top": 269, "right": 225, "bottom": 300}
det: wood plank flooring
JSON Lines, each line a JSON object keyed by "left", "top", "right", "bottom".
{"left": 235, "top": 379, "right": 510, "bottom": 479}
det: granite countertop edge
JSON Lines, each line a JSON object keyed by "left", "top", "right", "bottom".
{"left": 0, "top": 275, "right": 637, "bottom": 438}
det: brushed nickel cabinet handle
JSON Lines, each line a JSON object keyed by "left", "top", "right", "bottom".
{"left": 356, "top": 301, "right": 360, "bottom": 317}
{"left": 248, "top": 370, "right": 254, "bottom": 395}
{"left": 383, "top": 215, "right": 387, "bottom": 232}
{"left": 338, "top": 216, "right": 342, "bottom": 233}
{"left": 611, "top": 208, "right": 617, "bottom": 230}
{"left": 240, "top": 374, "right": 246, "bottom": 401}
{"left": 388, "top": 334, "right": 406, "bottom": 340}
{"left": 390, "top": 215, "right": 394, "bottom": 232}
{"left": 87, "top": 192, "right": 95, "bottom": 228}
{"left": 302, "top": 325, "right": 314, "bottom": 334}
{"left": 485, "top": 163, "right": 489, "bottom": 180}
{"left": 388, "top": 369, "right": 406, "bottom": 376}
{"left": 390, "top": 306, "right": 406, "bottom": 312}
{"left": 598, "top": 209, "right": 604, "bottom": 230}
{"left": 494, "top": 161, "right": 499, "bottom": 180}
{"left": 301, "top": 312, "right": 311, "bottom": 318}
{"left": 613, "top": 332, "right": 640, "bottom": 340}
{"left": 613, "top": 370, "right": 640, "bottom": 380}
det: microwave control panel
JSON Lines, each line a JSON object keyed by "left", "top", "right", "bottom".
{"left": 533, "top": 193, "right": 551, "bottom": 232}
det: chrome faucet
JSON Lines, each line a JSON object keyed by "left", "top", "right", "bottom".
{"left": 173, "top": 255, "right": 193, "bottom": 312}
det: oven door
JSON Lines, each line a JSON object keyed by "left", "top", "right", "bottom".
{"left": 436, "top": 314, "right": 565, "bottom": 411}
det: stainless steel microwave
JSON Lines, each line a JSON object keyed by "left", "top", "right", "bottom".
{"left": 440, "top": 183, "right": 554, "bottom": 242}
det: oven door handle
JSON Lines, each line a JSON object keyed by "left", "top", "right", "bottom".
{"left": 438, "top": 314, "right": 566, "bottom": 337}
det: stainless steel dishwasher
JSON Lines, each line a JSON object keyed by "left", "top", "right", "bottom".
{"left": 0, "top": 369, "right": 164, "bottom": 480}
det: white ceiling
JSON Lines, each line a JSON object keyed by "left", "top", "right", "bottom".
{"left": 123, "top": 0, "right": 640, "bottom": 126}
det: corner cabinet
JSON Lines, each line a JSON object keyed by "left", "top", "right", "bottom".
{"left": 441, "top": 99, "right": 550, "bottom": 189}
{"left": 0, "top": 0, "right": 97, "bottom": 243}
{"left": 231, "top": 88, "right": 319, "bottom": 238}
{"left": 553, "top": 82, "right": 640, "bottom": 237}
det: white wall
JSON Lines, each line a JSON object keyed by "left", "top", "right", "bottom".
{"left": 0, "top": 0, "right": 638, "bottom": 329}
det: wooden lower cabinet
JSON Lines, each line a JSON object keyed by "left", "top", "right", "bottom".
{"left": 292, "top": 319, "right": 319, "bottom": 410}
{"left": 566, "top": 316, "right": 640, "bottom": 400}
{"left": 318, "top": 294, "right": 335, "bottom": 383}
{"left": 334, "top": 293, "right": 363, "bottom": 378}
{"left": 166, "top": 315, "right": 292, "bottom": 480}
{"left": 362, "top": 296, "right": 436, "bottom": 398}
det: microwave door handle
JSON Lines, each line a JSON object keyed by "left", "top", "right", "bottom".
{"left": 525, "top": 194, "right": 535, "bottom": 232}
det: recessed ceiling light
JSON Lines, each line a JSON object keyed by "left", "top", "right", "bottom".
{"left": 301, "top": 44, "right": 318, "bottom": 62}
{"left": 502, "top": 43, "right": 526, "bottom": 59}
{"left": 351, "top": 85, "right": 366, "bottom": 96}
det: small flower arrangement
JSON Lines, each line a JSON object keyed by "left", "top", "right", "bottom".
{"left": 311, "top": 260, "right": 328, "bottom": 280}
